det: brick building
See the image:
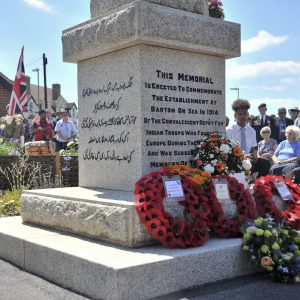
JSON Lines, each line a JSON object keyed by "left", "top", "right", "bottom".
{"left": 0, "top": 72, "right": 13, "bottom": 117}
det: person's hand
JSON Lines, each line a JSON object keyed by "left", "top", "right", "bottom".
{"left": 247, "top": 153, "right": 258, "bottom": 162}
{"left": 261, "top": 153, "right": 271, "bottom": 159}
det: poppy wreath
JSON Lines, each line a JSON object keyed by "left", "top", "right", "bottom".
{"left": 134, "top": 168, "right": 211, "bottom": 248}
{"left": 253, "top": 175, "right": 300, "bottom": 229}
{"left": 207, "top": 175, "right": 258, "bottom": 238}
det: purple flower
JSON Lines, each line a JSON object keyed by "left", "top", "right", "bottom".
{"left": 62, "top": 166, "right": 71, "bottom": 172}
{"left": 63, "top": 156, "right": 72, "bottom": 161}
{"left": 292, "top": 256, "right": 300, "bottom": 264}
{"left": 288, "top": 244, "right": 296, "bottom": 252}
{"left": 291, "top": 264, "right": 300, "bottom": 272}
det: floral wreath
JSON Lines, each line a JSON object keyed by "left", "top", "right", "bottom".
{"left": 253, "top": 175, "right": 300, "bottom": 229}
{"left": 207, "top": 175, "right": 257, "bottom": 237}
{"left": 192, "top": 132, "right": 251, "bottom": 176}
{"left": 134, "top": 166, "right": 211, "bottom": 248}
{"left": 242, "top": 216, "right": 300, "bottom": 283}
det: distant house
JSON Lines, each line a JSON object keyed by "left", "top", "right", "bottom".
{"left": 0, "top": 72, "right": 78, "bottom": 126}
{"left": 23, "top": 95, "right": 39, "bottom": 120}
{"left": 65, "top": 102, "right": 78, "bottom": 129}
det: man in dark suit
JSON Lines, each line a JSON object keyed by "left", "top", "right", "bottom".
{"left": 274, "top": 107, "right": 294, "bottom": 143}
{"left": 251, "top": 103, "right": 275, "bottom": 142}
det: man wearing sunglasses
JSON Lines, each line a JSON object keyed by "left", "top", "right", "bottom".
{"left": 274, "top": 108, "right": 293, "bottom": 144}
{"left": 251, "top": 103, "right": 275, "bottom": 143}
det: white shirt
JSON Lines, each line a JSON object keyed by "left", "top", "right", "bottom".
{"left": 55, "top": 119, "right": 75, "bottom": 143}
{"left": 226, "top": 122, "right": 257, "bottom": 154}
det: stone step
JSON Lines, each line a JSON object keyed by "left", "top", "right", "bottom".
{"left": 0, "top": 217, "right": 257, "bottom": 300}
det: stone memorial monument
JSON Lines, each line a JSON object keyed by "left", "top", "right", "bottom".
{"left": 0, "top": 2, "right": 258, "bottom": 300}
{"left": 20, "top": 0, "right": 240, "bottom": 248}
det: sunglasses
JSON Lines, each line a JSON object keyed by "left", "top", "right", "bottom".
{"left": 262, "top": 131, "right": 270, "bottom": 134}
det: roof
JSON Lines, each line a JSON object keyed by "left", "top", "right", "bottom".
{"left": 65, "top": 102, "right": 77, "bottom": 109}
{"left": 0, "top": 72, "right": 13, "bottom": 91}
{"left": 30, "top": 84, "right": 53, "bottom": 103}
{"left": 27, "top": 95, "right": 38, "bottom": 106}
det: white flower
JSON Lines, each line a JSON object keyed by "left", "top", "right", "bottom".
{"left": 209, "top": 154, "right": 214, "bottom": 159}
{"left": 242, "top": 159, "right": 252, "bottom": 171}
{"left": 211, "top": 159, "right": 218, "bottom": 166}
{"left": 229, "top": 139, "right": 239, "bottom": 147}
{"left": 0, "top": 124, "right": 6, "bottom": 130}
{"left": 220, "top": 144, "right": 230, "bottom": 154}
{"left": 204, "top": 164, "right": 215, "bottom": 174}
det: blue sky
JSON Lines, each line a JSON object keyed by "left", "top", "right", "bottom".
{"left": 1, "top": 0, "right": 299, "bottom": 124}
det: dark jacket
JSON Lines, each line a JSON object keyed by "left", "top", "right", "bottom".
{"left": 251, "top": 115, "right": 275, "bottom": 142}
{"left": 273, "top": 117, "right": 294, "bottom": 143}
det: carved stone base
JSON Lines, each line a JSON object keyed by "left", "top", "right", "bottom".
{"left": 20, "top": 187, "right": 154, "bottom": 247}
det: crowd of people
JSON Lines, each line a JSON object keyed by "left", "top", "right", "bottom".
{"left": 0, "top": 104, "right": 77, "bottom": 152}
{"left": 226, "top": 100, "right": 300, "bottom": 183}
{"left": 1, "top": 99, "right": 299, "bottom": 183}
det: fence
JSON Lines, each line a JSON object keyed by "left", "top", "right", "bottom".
{"left": 0, "top": 155, "right": 78, "bottom": 191}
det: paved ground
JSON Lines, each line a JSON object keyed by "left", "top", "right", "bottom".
{"left": 1, "top": 258, "right": 300, "bottom": 300}
{"left": 0, "top": 259, "right": 88, "bottom": 300}
{"left": 155, "top": 273, "right": 300, "bottom": 300}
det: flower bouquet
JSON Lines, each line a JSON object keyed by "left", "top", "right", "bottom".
{"left": 59, "top": 139, "right": 78, "bottom": 156}
{"left": 192, "top": 132, "right": 251, "bottom": 176}
{"left": 242, "top": 216, "right": 300, "bottom": 283}
{"left": 208, "top": 0, "right": 225, "bottom": 19}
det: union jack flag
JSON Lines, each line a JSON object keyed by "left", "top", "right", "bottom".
{"left": 8, "top": 47, "right": 27, "bottom": 115}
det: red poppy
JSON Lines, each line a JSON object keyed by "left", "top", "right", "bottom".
{"left": 134, "top": 193, "right": 147, "bottom": 206}
{"left": 144, "top": 190, "right": 156, "bottom": 202}
{"left": 171, "top": 219, "right": 185, "bottom": 235}
{"left": 145, "top": 218, "right": 162, "bottom": 231}
{"left": 152, "top": 226, "right": 167, "bottom": 240}
{"left": 146, "top": 208, "right": 164, "bottom": 221}
{"left": 161, "top": 234, "right": 176, "bottom": 248}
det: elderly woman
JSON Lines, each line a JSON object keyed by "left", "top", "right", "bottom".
{"left": 257, "top": 126, "right": 278, "bottom": 161}
{"left": 270, "top": 125, "right": 300, "bottom": 179}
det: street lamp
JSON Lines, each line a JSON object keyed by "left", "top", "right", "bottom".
{"left": 32, "top": 68, "right": 40, "bottom": 107}
{"left": 230, "top": 87, "right": 240, "bottom": 99}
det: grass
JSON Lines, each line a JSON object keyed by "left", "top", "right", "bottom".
{"left": 0, "top": 189, "right": 21, "bottom": 217}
